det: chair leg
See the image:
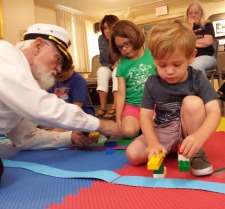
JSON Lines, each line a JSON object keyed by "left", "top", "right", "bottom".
{"left": 219, "top": 71, "right": 223, "bottom": 88}
{"left": 211, "top": 73, "right": 215, "bottom": 88}
{"left": 220, "top": 100, "right": 225, "bottom": 116}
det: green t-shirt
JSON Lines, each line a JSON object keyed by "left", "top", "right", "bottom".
{"left": 116, "top": 49, "right": 156, "bottom": 106}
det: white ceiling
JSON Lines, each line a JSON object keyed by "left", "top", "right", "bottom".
{"left": 35, "top": 0, "right": 169, "bottom": 18}
{"left": 35, "top": 0, "right": 216, "bottom": 20}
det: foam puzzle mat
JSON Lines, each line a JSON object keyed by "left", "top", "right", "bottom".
{"left": 0, "top": 123, "right": 225, "bottom": 208}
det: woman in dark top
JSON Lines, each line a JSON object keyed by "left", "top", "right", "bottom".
{"left": 96, "top": 15, "right": 119, "bottom": 120}
{"left": 184, "top": 1, "right": 217, "bottom": 77}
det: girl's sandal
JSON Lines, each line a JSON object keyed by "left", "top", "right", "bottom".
{"left": 95, "top": 109, "right": 107, "bottom": 118}
{"left": 103, "top": 109, "right": 116, "bottom": 120}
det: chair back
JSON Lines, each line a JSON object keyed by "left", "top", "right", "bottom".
{"left": 206, "top": 39, "right": 220, "bottom": 88}
{"left": 89, "top": 55, "right": 102, "bottom": 78}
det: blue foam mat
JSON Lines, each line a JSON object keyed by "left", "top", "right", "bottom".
{"left": 0, "top": 148, "right": 129, "bottom": 209}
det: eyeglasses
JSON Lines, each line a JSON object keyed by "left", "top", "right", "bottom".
{"left": 188, "top": 11, "right": 201, "bottom": 16}
{"left": 44, "top": 42, "right": 64, "bottom": 65}
{"left": 116, "top": 41, "right": 132, "bottom": 51}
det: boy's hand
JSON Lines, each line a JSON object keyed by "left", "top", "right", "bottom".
{"left": 180, "top": 135, "right": 205, "bottom": 158}
{"left": 146, "top": 141, "right": 167, "bottom": 159}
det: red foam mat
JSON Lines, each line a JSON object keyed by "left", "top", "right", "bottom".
{"left": 48, "top": 182, "right": 225, "bottom": 209}
{"left": 48, "top": 132, "right": 225, "bottom": 209}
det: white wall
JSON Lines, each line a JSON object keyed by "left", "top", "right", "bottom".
{"left": 2, "top": 0, "right": 35, "bottom": 44}
{"left": 85, "top": 20, "right": 100, "bottom": 70}
{"left": 2, "top": 0, "right": 225, "bottom": 70}
{"left": 35, "top": 6, "right": 56, "bottom": 24}
{"left": 204, "top": 2, "right": 225, "bottom": 19}
{"left": 34, "top": 6, "right": 99, "bottom": 71}
{"left": 131, "top": 1, "right": 225, "bottom": 26}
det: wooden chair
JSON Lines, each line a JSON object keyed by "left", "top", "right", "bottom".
{"left": 206, "top": 40, "right": 220, "bottom": 88}
{"left": 85, "top": 55, "right": 113, "bottom": 106}
{"left": 85, "top": 54, "right": 102, "bottom": 85}
{"left": 205, "top": 40, "right": 225, "bottom": 114}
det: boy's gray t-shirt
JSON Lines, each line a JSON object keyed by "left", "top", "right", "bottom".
{"left": 141, "top": 67, "right": 218, "bottom": 125}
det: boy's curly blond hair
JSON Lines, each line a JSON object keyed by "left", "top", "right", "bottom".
{"left": 148, "top": 19, "right": 196, "bottom": 60}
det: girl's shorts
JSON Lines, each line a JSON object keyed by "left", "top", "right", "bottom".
{"left": 122, "top": 104, "right": 140, "bottom": 120}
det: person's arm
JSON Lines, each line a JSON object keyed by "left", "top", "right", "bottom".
{"left": 0, "top": 42, "right": 121, "bottom": 137}
{"left": 180, "top": 99, "right": 221, "bottom": 157}
{"left": 98, "top": 35, "right": 113, "bottom": 69}
{"left": 196, "top": 34, "right": 214, "bottom": 48}
{"left": 111, "top": 60, "right": 120, "bottom": 71}
{"left": 7, "top": 118, "right": 72, "bottom": 150}
{"left": 0, "top": 42, "right": 99, "bottom": 132}
{"left": 196, "top": 22, "right": 215, "bottom": 48}
{"left": 140, "top": 76, "right": 167, "bottom": 158}
{"left": 116, "top": 77, "right": 126, "bottom": 130}
{"left": 141, "top": 108, "right": 167, "bottom": 158}
{"left": 8, "top": 118, "right": 100, "bottom": 150}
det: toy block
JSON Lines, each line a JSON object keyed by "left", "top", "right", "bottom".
{"left": 89, "top": 132, "right": 99, "bottom": 139}
{"left": 153, "top": 163, "right": 164, "bottom": 174}
{"left": 153, "top": 166, "right": 167, "bottom": 178}
{"left": 83, "top": 131, "right": 99, "bottom": 139}
{"left": 178, "top": 144, "right": 190, "bottom": 172}
{"left": 178, "top": 154, "right": 189, "bottom": 162}
{"left": 105, "top": 147, "right": 115, "bottom": 155}
{"left": 178, "top": 160, "right": 190, "bottom": 172}
{"left": 98, "top": 134, "right": 108, "bottom": 143}
{"left": 147, "top": 152, "right": 164, "bottom": 170}
{"left": 104, "top": 140, "right": 118, "bottom": 147}
{"left": 0, "top": 134, "right": 5, "bottom": 139}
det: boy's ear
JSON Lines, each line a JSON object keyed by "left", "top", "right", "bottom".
{"left": 189, "top": 49, "right": 197, "bottom": 64}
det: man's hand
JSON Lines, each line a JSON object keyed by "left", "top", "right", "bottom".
{"left": 71, "top": 131, "right": 98, "bottom": 148}
{"left": 97, "top": 120, "right": 122, "bottom": 138}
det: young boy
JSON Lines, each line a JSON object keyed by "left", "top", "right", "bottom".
{"left": 126, "top": 19, "right": 221, "bottom": 176}
{"left": 49, "top": 53, "right": 95, "bottom": 116}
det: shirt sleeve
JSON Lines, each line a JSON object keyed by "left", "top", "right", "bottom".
{"left": 7, "top": 118, "right": 72, "bottom": 150}
{"left": 204, "top": 22, "right": 215, "bottom": 38}
{"left": 116, "top": 61, "right": 124, "bottom": 77}
{"left": 192, "top": 70, "right": 218, "bottom": 104}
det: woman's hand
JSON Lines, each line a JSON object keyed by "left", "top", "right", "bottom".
{"left": 111, "top": 59, "right": 120, "bottom": 71}
{"left": 188, "top": 18, "right": 195, "bottom": 28}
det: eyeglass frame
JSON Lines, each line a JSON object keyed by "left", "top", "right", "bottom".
{"left": 187, "top": 11, "right": 201, "bottom": 16}
{"left": 116, "top": 41, "right": 132, "bottom": 51}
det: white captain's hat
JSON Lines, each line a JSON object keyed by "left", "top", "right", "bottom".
{"left": 24, "top": 23, "right": 71, "bottom": 70}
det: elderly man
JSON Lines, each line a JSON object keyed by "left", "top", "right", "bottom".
{"left": 0, "top": 23, "right": 120, "bottom": 181}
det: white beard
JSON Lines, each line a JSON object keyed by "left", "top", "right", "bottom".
{"left": 32, "top": 62, "right": 55, "bottom": 90}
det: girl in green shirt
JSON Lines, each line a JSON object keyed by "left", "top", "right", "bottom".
{"left": 110, "top": 20, "right": 156, "bottom": 138}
